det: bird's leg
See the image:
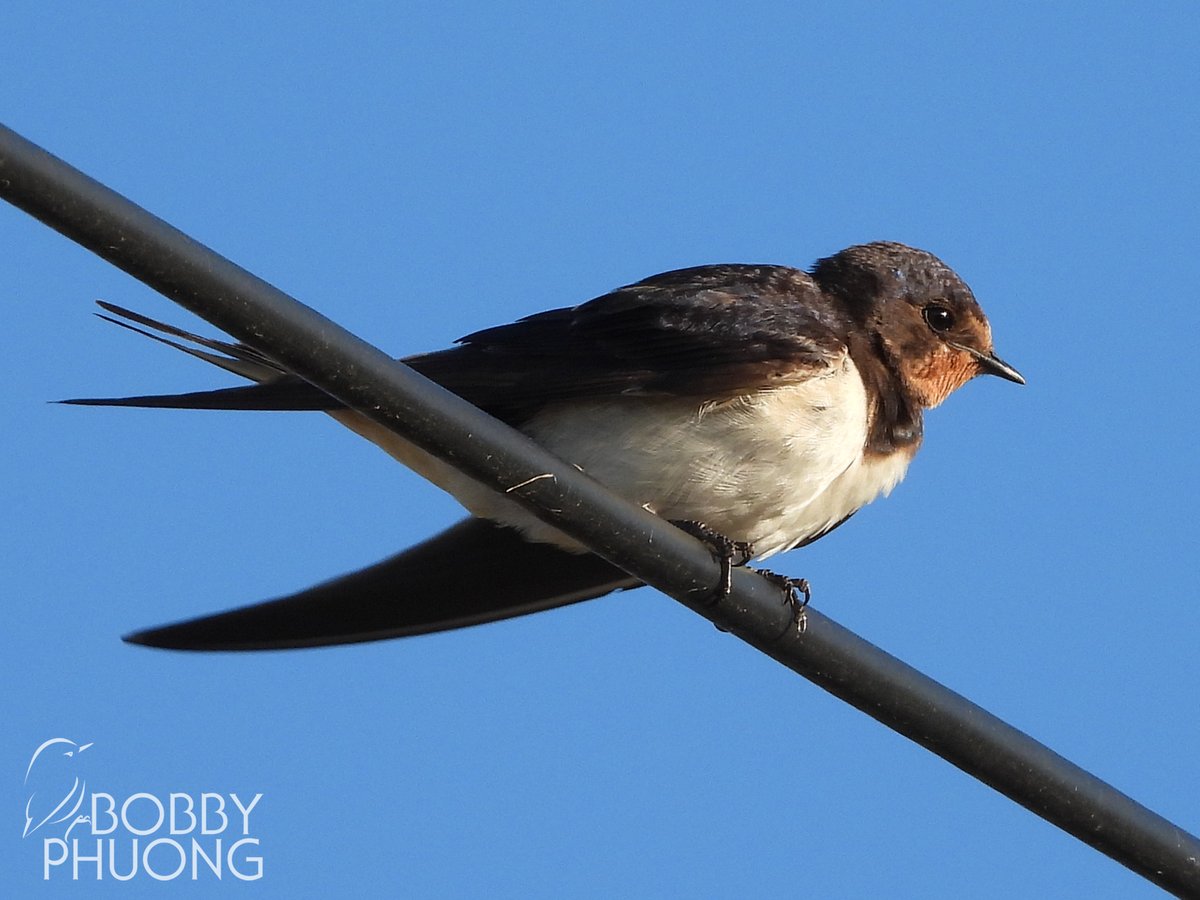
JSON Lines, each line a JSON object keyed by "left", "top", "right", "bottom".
{"left": 669, "top": 519, "right": 753, "bottom": 602}
{"left": 669, "top": 520, "right": 808, "bottom": 633}
{"left": 752, "top": 570, "right": 812, "bottom": 634}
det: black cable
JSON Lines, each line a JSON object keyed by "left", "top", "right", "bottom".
{"left": 3, "top": 122, "right": 1197, "bottom": 895}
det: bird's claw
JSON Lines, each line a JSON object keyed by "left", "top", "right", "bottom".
{"left": 670, "top": 519, "right": 753, "bottom": 603}
{"left": 754, "top": 569, "right": 811, "bottom": 634}
{"left": 670, "top": 520, "right": 810, "bottom": 633}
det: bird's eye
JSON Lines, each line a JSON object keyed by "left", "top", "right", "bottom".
{"left": 922, "top": 304, "right": 955, "bottom": 333}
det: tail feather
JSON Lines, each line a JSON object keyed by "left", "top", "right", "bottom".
{"left": 61, "top": 381, "right": 335, "bottom": 410}
{"left": 94, "top": 300, "right": 282, "bottom": 381}
{"left": 123, "top": 518, "right": 640, "bottom": 651}
{"left": 62, "top": 301, "right": 335, "bottom": 410}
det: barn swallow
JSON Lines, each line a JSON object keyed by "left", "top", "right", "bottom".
{"left": 65, "top": 241, "right": 1023, "bottom": 650}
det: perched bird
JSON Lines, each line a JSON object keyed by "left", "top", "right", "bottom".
{"left": 67, "top": 242, "right": 1023, "bottom": 651}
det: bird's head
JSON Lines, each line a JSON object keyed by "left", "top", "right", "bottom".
{"left": 814, "top": 241, "right": 1023, "bottom": 408}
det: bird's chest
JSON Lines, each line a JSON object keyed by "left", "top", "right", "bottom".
{"left": 524, "top": 355, "right": 903, "bottom": 555}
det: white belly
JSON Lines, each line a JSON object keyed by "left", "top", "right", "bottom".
{"left": 326, "top": 354, "right": 911, "bottom": 559}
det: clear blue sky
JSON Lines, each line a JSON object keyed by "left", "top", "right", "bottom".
{"left": 4, "top": 3, "right": 1198, "bottom": 897}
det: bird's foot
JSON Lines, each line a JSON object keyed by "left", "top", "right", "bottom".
{"left": 669, "top": 519, "right": 753, "bottom": 603}
{"left": 753, "top": 569, "right": 812, "bottom": 634}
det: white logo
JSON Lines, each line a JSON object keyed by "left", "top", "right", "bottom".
{"left": 23, "top": 737, "right": 94, "bottom": 839}
{"left": 21, "top": 738, "right": 264, "bottom": 882}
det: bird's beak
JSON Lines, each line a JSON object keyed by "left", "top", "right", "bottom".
{"left": 950, "top": 342, "right": 1025, "bottom": 385}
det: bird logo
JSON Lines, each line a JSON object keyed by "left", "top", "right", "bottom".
{"left": 22, "top": 738, "right": 93, "bottom": 839}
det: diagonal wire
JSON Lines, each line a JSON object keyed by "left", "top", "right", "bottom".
{"left": 2, "top": 122, "right": 1197, "bottom": 896}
